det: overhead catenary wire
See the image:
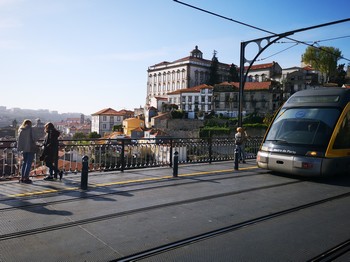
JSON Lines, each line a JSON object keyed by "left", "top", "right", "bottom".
{"left": 278, "top": 35, "right": 350, "bottom": 44}
{"left": 173, "top": 0, "right": 350, "bottom": 62}
{"left": 256, "top": 43, "right": 300, "bottom": 62}
{"left": 265, "top": 35, "right": 350, "bottom": 61}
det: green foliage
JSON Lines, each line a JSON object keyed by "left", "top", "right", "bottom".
{"left": 162, "top": 103, "right": 178, "bottom": 112}
{"left": 243, "top": 112, "right": 264, "bottom": 124}
{"left": 200, "top": 112, "right": 270, "bottom": 137}
{"left": 171, "top": 110, "right": 185, "bottom": 119}
{"left": 88, "top": 131, "right": 101, "bottom": 139}
{"left": 199, "top": 126, "right": 231, "bottom": 137}
{"left": 243, "top": 123, "right": 268, "bottom": 129}
{"left": 329, "top": 63, "right": 347, "bottom": 86}
{"left": 113, "top": 125, "right": 123, "bottom": 132}
{"left": 302, "top": 46, "right": 342, "bottom": 82}
{"left": 73, "top": 132, "right": 87, "bottom": 139}
{"left": 208, "top": 51, "right": 220, "bottom": 85}
{"left": 228, "top": 63, "right": 239, "bottom": 82}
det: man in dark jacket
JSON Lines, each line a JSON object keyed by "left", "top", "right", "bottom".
{"left": 40, "top": 122, "right": 62, "bottom": 180}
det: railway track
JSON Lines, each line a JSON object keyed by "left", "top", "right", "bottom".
{"left": 1, "top": 168, "right": 349, "bottom": 261}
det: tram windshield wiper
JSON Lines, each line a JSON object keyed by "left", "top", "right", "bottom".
{"left": 266, "top": 139, "right": 289, "bottom": 144}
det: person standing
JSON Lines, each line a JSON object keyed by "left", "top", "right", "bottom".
{"left": 17, "top": 119, "right": 37, "bottom": 183}
{"left": 40, "top": 122, "right": 62, "bottom": 180}
{"left": 235, "top": 127, "right": 247, "bottom": 163}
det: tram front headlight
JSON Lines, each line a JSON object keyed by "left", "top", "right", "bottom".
{"left": 261, "top": 145, "right": 269, "bottom": 151}
{"left": 305, "top": 151, "right": 323, "bottom": 157}
{"left": 257, "top": 151, "right": 268, "bottom": 163}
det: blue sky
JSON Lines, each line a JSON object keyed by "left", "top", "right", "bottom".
{"left": 0, "top": 0, "right": 349, "bottom": 115}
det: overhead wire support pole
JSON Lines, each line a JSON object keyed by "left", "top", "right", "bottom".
{"left": 237, "top": 18, "right": 350, "bottom": 126}
{"left": 238, "top": 33, "right": 294, "bottom": 126}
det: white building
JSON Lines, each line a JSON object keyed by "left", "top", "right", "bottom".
{"left": 167, "top": 84, "right": 213, "bottom": 119}
{"left": 91, "top": 108, "right": 124, "bottom": 136}
{"left": 146, "top": 45, "right": 231, "bottom": 107}
{"left": 244, "top": 61, "right": 283, "bottom": 82}
{"left": 281, "top": 65, "right": 324, "bottom": 99}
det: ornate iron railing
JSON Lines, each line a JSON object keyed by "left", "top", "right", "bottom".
{"left": 0, "top": 137, "right": 262, "bottom": 179}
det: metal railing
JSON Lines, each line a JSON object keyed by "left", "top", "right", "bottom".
{"left": 0, "top": 137, "right": 262, "bottom": 179}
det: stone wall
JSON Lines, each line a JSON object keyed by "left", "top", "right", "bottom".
{"left": 154, "top": 118, "right": 267, "bottom": 138}
{"left": 155, "top": 119, "right": 204, "bottom": 138}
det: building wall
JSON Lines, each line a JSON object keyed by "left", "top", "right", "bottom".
{"left": 123, "top": 118, "right": 144, "bottom": 136}
{"left": 146, "top": 46, "right": 230, "bottom": 106}
{"left": 91, "top": 115, "right": 124, "bottom": 136}
{"left": 168, "top": 87, "right": 213, "bottom": 117}
{"left": 91, "top": 115, "right": 100, "bottom": 134}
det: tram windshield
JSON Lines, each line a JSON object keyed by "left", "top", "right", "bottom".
{"left": 265, "top": 107, "right": 340, "bottom": 147}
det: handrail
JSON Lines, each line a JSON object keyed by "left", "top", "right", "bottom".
{"left": 0, "top": 137, "right": 262, "bottom": 179}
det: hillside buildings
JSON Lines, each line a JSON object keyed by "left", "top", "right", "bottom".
{"left": 145, "top": 46, "right": 334, "bottom": 120}
{"left": 146, "top": 46, "right": 231, "bottom": 108}
{"left": 90, "top": 45, "right": 338, "bottom": 134}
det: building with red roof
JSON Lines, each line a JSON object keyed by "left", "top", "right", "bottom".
{"left": 91, "top": 108, "right": 134, "bottom": 136}
{"left": 146, "top": 46, "right": 231, "bottom": 107}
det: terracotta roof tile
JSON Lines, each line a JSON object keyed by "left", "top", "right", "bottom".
{"left": 91, "top": 108, "right": 123, "bottom": 116}
{"left": 167, "top": 84, "right": 213, "bottom": 95}
{"left": 216, "top": 81, "right": 272, "bottom": 90}
{"left": 243, "top": 62, "right": 274, "bottom": 71}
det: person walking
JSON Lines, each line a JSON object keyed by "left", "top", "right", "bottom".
{"left": 40, "top": 122, "right": 62, "bottom": 181}
{"left": 235, "top": 127, "right": 247, "bottom": 163}
{"left": 17, "top": 119, "right": 37, "bottom": 183}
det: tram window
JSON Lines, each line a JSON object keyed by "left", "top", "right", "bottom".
{"left": 266, "top": 108, "right": 339, "bottom": 146}
{"left": 333, "top": 111, "right": 350, "bottom": 149}
{"left": 288, "top": 95, "right": 340, "bottom": 103}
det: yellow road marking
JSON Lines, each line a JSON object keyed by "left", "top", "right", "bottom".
{"left": 7, "top": 165, "right": 259, "bottom": 198}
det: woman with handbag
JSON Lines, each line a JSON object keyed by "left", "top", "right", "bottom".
{"left": 40, "top": 122, "right": 62, "bottom": 181}
{"left": 17, "top": 119, "right": 37, "bottom": 183}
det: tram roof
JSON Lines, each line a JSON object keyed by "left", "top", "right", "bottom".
{"left": 284, "top": 87, "right": 350, "bottom": 108}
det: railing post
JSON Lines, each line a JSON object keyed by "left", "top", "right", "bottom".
{"left": 234, "top": 146, "right": 239, "bottom": 170}
{"left": 208, "top": 136, "right": 212, "bottom": 164}
{"left": 169, "top": 138, "right": 173, "bottom": 168}
{"left": 173, "top": 151, "right": 178, "bottom": 177}
{"left": 81, "top": 155, "right": 89, "bottom": 190}
{"left": 120, "top": 139, "right": 125, "bottom": 172}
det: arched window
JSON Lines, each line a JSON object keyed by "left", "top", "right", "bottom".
{"left": 255, "top": 74, "right": 259, "bottom": 82}
{"left": 167, "top": 72, "right": 170, "bottom": 82}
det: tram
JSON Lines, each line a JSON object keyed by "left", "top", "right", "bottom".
{"left": 257, "top": 87, "right": 350, "bottom": 176}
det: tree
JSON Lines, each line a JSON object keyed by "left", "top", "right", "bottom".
{"left": 301, "top": 46, "right": 342, "bottom": 83}
{"left": 73, "top": 132, "right": 87, "bottom": 139}
{"left": 113, "top": 124, "right": 123, "bottom": 132}
{"left": 208, "top": 50, "right": 220, "bottom": 85}
{"left": 88, "top": 131, "right": 101, "bottom": 139}
{"left": 228, "top": 63, "right": 239, "bottom": 82}
{"left": 329, "top": 63, "right": 347, "bottom": 87}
